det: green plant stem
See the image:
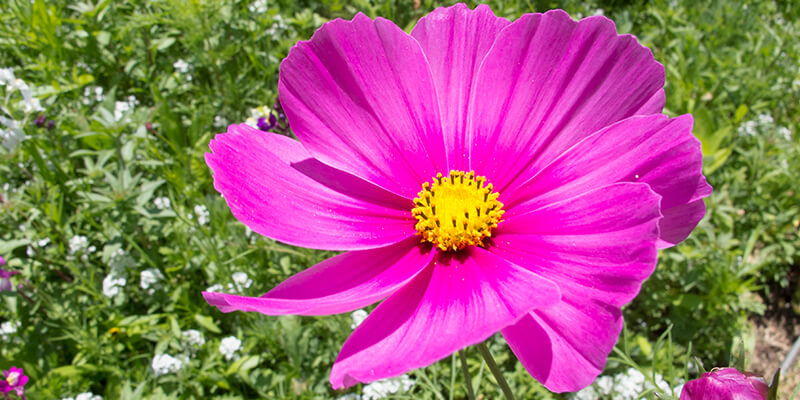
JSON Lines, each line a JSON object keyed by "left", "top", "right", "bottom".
{"left": 459, "top": 349, "right": 476, "bottom": 400}
{"left": 476, "top": 342, "right": 515, "bottom": 400}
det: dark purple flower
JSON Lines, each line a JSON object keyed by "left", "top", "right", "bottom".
{"left": 47, "top": 120, "right": 55, "bottom": 130}
{"left": 0, "top": 256, "right": 19, "bottom": 292}
{"left": 33, "top": 115, "right": 46, "bottom": 128}
{"left": 0, "top": 366, "right": 28, "bottom": 397}
{"left": 256, "top": 117, "right": 271, "bottom": 131}
{"left": 680, "top": 368, "right": 769, "bottom": 400}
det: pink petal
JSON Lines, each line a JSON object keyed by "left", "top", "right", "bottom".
{"left": 492, "top": 182, "right": 661, "bottom": 307}
{"left": 501, "top": 114, "right": 710, "bottom": 247}
{"left": 466, "top": 10, "right": 665, "bottom": 193}
{"left": 203, "top": 237, "right": 433, "bottom": 316}
{"left": 279, "top": 13, "right": 446, "bottom": 199}
{"left": 490, "top": 183, "right": 660, "bottom": 392}
{"left": 329, "top": 247, "right": 560, "bottom": 388}
{"left": 205, "top": 124, "right": 415, "bottom": 251}
{"left": 680, "top": 368, "right": 769, "bottom": 400}
{"left": 502, "top": 299, "right": 623, "bottom": 392}
{"left": 411, "top": 4, "right": 510, "bottom": 171}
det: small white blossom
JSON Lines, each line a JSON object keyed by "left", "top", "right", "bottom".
{"left": 350, "top": 309, "right": 368, "bottom": 330}
{"left": 154, "top": 196, "right": 171, "bottom": 209}
{"left": 738, "top": 120, "right": 758, "bottom": 136}
{"left": 102, "top": 274, "right": 126, "bottom": 297}
{"left": 213, "top": 115, "right": 228, "bottom": 128}
{"left": 266, "top": 15, "right": 289, "bottom": 36}
{"left": 219, "top": 336, "right": 242, "bottom": 361}
{"left": 206, "top": 283, "right": 224, "bottom": 292}
{"left": 151, "top": 353, "right": 185, "bottom": 377}
{"left": 69, "top": 235, "right": 89, "bottom": 254}
{"left": 194, "top": 204, "right": 210, "bottom": 225}
{"left": 114, "top": 100, "right": 131, "bottom": 121}
{"left": 22, "top": 96, "right": 44, "bottom": 113}
{"left": 173, "top": 59, "right": 190, "bottom": 74}
{"left": 38, "top": 238, "right": 50, "bottom": 247}
{"left": 0, "top": 116, "right": 24, "bottom": 151}
{"left": 228, "top": 271, "right": 252, "bottom": 293}
{"left": 777, "top": 126, "right": 792, "bottom": 141}
{"left": 757, "top": 113, "right": 774, "bottom": 126}
{"left": 182, "top": 329, "right": 205, "bottom": 348}
{"left": 248, "top": 0, "right": 267, "bottom": 13}
{"left": 0, "top": 320, "right": 20, "bottom": 342}
{"left": 74, "top": 393, "right": 103, "bottom": 400}
{"left": 0, "top": 68, "right": 15, "bottom": 84}
{"left": 362, "top": 375, "right": 414, "bottom": 400}
{"left": 140, "top": 268, "right": 164, "bottom": 294}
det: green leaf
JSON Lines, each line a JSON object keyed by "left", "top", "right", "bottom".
{"left": 194, "top": 314, "right": 221, "bottom": 334}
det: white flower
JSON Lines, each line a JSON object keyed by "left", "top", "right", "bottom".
{"left": 114, "top": 100, "right": 131, "bottom": 121}
{"left": 572, "top": 385, "right": 597, "bottom": 400}
{"left": 151, "top": 353, "right": 185, "bottom": 377}
{"left": 595, "top": 375, "right": 614, "bottom": 395}
{"left": 206, "top": 283, "right": 224, "bottom": 292}
{"left": 194, "top": 204, "right": 210, "bottom": 225}
{"left": 213, "top": 115, "right": 228, "bottom": 128}
{"left": 173, "top": 59, "right": 190, "bottom": 74}
{"left": 0, "top": 116, "right": 24, "bottom": 151}
{"left": 102, "top": 274, "right": 126, "bottom": 297}
{"left": 140, "top": 268, "right": 164, "bottom": 294}
{"left": 219, "top": 336, "right": 242, "bottom": 361}
{"left": 350, "top": 309, "right": 368, "bottom": 330}
{"left": 7, "top": 77, "right": 29, "bottom": 93}
{"left": 74, "top": 393, "right": 103, "bottom": 400}
{"left": 757, "top": 113, "right": 774, "bottom": 126}
{"left": 0, "top": 320, "right": 20, "bottom": 342}
{"left": 69, "top": 235, "right": 89, "bottom": 254}
{"left": 248, "top": 0, "right": 267, "bottom": 14}
{"left": 38, "top": 238, "right": 50, "bottom": 247}
{"left": 154, "top": 196, "right": 171, "bottom": 209}
{"left": 777, "top": 126, "right": 792, "bottom": 141}
{"left": 182, "top": 329, "right": 205, "bottom": 348}
{"left": 362, "top": 375, "right": 414, "bottom": 400}
{"left": 0, "top": 68, "right": 15, "bottom": 84}
{"left": 230, "top": 271, "right": 252, "bottom": 293}
{"left": 22, "top": 96, "right": 44, "bottom": 113}
{"left": 738, "top": 120, "right": 758, "bottom": 136}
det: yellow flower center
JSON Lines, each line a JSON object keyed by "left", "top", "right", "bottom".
{"left": 412, "top": 170, "right": 504, "bottom": 251}
{"left": 6, "top": 371, "right": 19, "bottom": 385}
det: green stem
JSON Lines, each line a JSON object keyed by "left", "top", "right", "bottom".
{"left": 476, "top": 342, "right": 515, "bottom": 400}
{"left": 459, "top": 349, "right": 476, "bottom": 400}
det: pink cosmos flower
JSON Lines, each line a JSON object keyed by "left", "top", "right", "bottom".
{"left": 680, "top": 368, "right": 769, "bottom": 400}
{"left": 202, "top": 4, "right": 710, "bottom": 392}
{"left": 0, "top": 256, "right": 20, "bottom": 292}
{"left": 0, "top": 366, "right": 28, "bottom": 397}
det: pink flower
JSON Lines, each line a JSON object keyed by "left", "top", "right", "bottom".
{"left": 680, "top": 368, "right": 769, "bottom": 400}
{"left": 0, "top": 256, "right": 20, "bottom": 292}
{"left": 202, "top": 4, "right": 710, "bottom": 392}
{"left": 0, "top": 366, "right": 28, "bottom": 397}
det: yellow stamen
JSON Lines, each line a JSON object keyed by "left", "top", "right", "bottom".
{"left": 412, "top": 170, "right": 504, "bottom": 251}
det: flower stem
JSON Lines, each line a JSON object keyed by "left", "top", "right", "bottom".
{"left": 476, "top": 342, "right": 516, "bottom": 400}
{"left": 459, "top": 349, "right": 476, "bottom": 400}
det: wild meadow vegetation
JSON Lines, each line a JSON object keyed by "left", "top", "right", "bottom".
{"left": 1, "top": 0, "right": 799, "bottom": 398}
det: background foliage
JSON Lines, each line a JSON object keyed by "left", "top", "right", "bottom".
{"left": 1, "top": 0, "right": 798, "bottom": 398}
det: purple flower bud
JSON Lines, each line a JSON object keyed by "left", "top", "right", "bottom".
{"left": 47, "top": 120, "right": 55, "bottom": 130}
{"left": 680, "top": 368, "right": 768, "bottom": 400}
{"left": 34, "top": 115, "right": 46, "bottom": 127}
{"left": 257, "top": 117, "right": 270, "bottom": 132}
{"left": 268, "top": 113, "right": 277, "bottom": 127}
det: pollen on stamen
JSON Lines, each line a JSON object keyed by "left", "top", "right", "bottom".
{"left": 411, "top": 170, "right": 505, "bottom": 252}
